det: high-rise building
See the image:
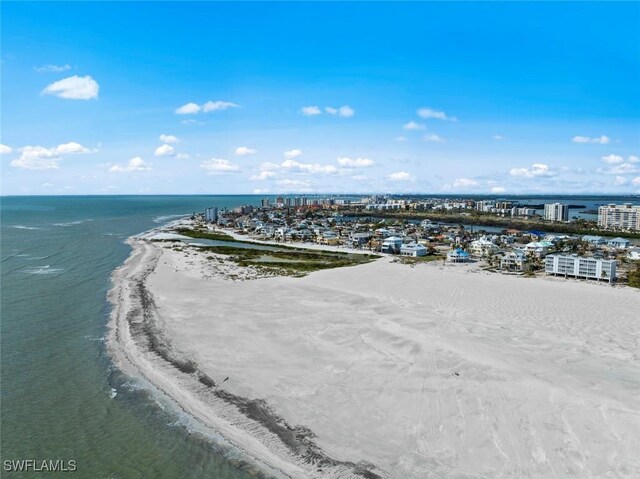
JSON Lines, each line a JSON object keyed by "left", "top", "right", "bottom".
{"left": 598, "top": 204, "right": 640, "bottom": 231}
{"left": 544, "top": 203, "right": 569, "bottom": 222}
{"left": 261, "top": 198, "right": 270, "bottom": 207}
{"left": 204, "top": 207, "right": 218, "bottom": 222}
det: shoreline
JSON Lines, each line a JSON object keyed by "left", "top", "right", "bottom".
{"left": 107, "top": 224, "right": 385, "bottom": 478}
{"left": 107, "top": 220, "right": 640, "bottom": 478}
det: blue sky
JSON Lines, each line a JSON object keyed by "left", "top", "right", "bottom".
{"left": 1, "top": 1, "right": 639, "bottom": 195}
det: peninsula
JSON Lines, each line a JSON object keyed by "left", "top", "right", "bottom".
{"left": 107, "top": 215, "right": 640, "bottom": 478}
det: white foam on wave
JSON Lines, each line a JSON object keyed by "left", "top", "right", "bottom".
{"left": 153, "top": 213, "right": 189, "bottom": 224}
{"left": 84, "top": 335, "right": 105, "bottom": 342}
{"left": 21, "top": 265, "right": 64, "bottom": 275}
{"left": 110, "top": 388, "right": 118, "bottom": 399}
{"left": 11, "top": 225, "right": 43, "bottom": 230}
{"left": 53, "top": 219, "right": 94, "bottom": 227}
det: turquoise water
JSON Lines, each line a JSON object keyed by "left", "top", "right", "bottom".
{"left": 1, "top": 196, "right": 261, "bottom": 479}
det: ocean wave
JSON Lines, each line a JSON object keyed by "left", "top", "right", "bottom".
{"left": 21, "top": 265, "right": 64, "bottom": 275}
{"left": 153, "top": 213, "right": 189, "bottom": 224}
{"left": 53, "top": 219, "right": 94, "bottom": 227}
{"left": 10, "top": 225, "right": 43, "bottom": 230}
{"left": 84, "top": 335, "right": 105, "bottom": 342}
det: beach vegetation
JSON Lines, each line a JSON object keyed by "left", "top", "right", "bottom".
{"left": 196, "top": 244, "right": 376, "bottom": 276}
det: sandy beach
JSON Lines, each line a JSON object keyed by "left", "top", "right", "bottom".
{"left": 108, "top": 229, "right": 640, "bottom": 478}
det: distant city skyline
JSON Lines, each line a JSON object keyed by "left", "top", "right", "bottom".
{"left": 1, "top": 2, "right": 639, "bottom": 195}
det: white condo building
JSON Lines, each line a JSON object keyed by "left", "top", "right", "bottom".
{"left": 544, "top": 203, "right": 569, "bottom": 222}
{"left": 597, "top": 204, "right": 640, "bottom": 231}
{"left": 545, "top": 254, "right": 616, "bottom": 282}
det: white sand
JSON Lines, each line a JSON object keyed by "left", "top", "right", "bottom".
{"left": 109, "top": 237, "right": 640, "bottom": 478}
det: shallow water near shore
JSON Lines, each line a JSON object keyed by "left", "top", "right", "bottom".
{"left": 1, "top": 196, "right": 261, "bottom": 479}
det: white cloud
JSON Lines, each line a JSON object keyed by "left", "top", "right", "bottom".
{"left": 403, "top": 121, "right": 425, "bottom": 130}
{"left": 250, "top": 171, "right": 276, "bottom": 181}
{"left": 453, "top": 178, "right": 478, "bottom": 188}
{"left": 326, "top": 105, "right": 355, "bottom": 117}
{"left": 601, "top": 154, "right": 624, "bottom": 165}
{"left": 351, "top": 175, "right": 368, "bottom": 181}
{"left": 395, "top": 136, "right": 407, "bottom": 142}
{"left": 284, "top": 149, "right": 302, "bottom": 159}
{"left": 281, "top": 159, "right": 337, "bottom": 175}
{"left": 175, "top": 101, "right": 238, "bottom": 115}
{"left": 600, "top": 155, "right": 624, "bottom": 165}
{"left": 628, "top": 155, "right": 639, "bottom": 163}
{"left": 599, "top": 162, "right": 639, "bottom": 175}
{"left": 417, "top": 107, "right": 457, "bottom": 121}
{"left": 41, "top": 75, "right": 99, "bottom": 100}
{"left": 387, "top": 171, "right": 414, "bottom": 181}
{"left": 234, "top": 146, "right": 256, "bottom": 156}
{"left": 10, "top": 142, "right": 91, "bottom": 170}
{"left": 109, "top": 157, "right": 152, "bottom": 173}
{"left": 509, "top": 163, "right": 555, "bottom": 178}
{"left": 572, "top": 135, "right": 610, "bottom": 144}
{"left": 154, "top": 144, "right": 175, "bottom": 157}
{"left": 175, "top": 153, "right": 190, "bottom": 160}
{"left": 253, "top": 188, "right": 270, "bottom": 194}
{"left": 301, "top": 106, "right": 321, "bottom": 116}
{"left": 632, "top": 177, "right": 640, "bottom": 186}
{"left": 423, "top": 134, "right": 445, "bottom": 142}
{"left": 613, "top": 176, "right": 628, "bottom": 186}
{"left": 200, "top": 158, "right": 240, "bottom": 174}
{"left": 492, "top": 135, "right": 505, "bottom": 141}
{"left": 11, "top": 146, "right": 60, "bottom": 170}
{"left": 0, "top": 144, "right": 13, "bottom": 155}
{"left": 53, "top": 141, "right": 90, "bottom": 154}
{"left": 491, "top": 186, "right": 506, "bottom": 193}
{"left": 202, "top": 100, "right": 239, "bottom": 112}
{"left": 337, "top": 157, "right": 374, "bottom": 167}
{"left": 159, "top": 134, "right": 179, "bottom": 144}
{"left": 35, "top": 64, "right": 72, "bottom": 73}
{"left": 175, "top": 102, "right": 201, "bottom": 114}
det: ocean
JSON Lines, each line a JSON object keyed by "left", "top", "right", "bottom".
{"left": 1, "top": 196, "right": 260, "bottom": 479}
{"left": 1, "top": 194, "right": 638, "bottom": 478}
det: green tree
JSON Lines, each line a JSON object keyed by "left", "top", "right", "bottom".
{"left": 627, "top": 263, "right": 640, "bottom": 289}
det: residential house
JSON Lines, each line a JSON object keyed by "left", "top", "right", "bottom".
{"left": 447, "top": 248, "right": 470, "bottom": 263}
{"left": 469, "top": 237, "right": 500, "bottom": 258}
{"left": 400, "top": 242, "right": 428, "bottom": 257}
{"left": 500, "top": 249, "right": 528, "bottom": 271}
{"left": 381, "top": 236, "right": 403, "bottom": 254}
{"left": 607, "top": 237, "right": 631, "bottom": 249}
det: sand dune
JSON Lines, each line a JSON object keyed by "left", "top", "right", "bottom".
{"left": 109, "top": 235, "right": 640, "bottom": 478}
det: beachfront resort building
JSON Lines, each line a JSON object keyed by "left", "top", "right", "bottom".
{"left": 598, "top": 204, "right": 640, "bottom": 231}
{"left": 545, "top": 254, "right": 616, "bottom": 282}
{"left": 400, "top": 242, "right": 428, "bottom": 257}
{"left": 544, "top": 203, "right": 569, "bottom": 222}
